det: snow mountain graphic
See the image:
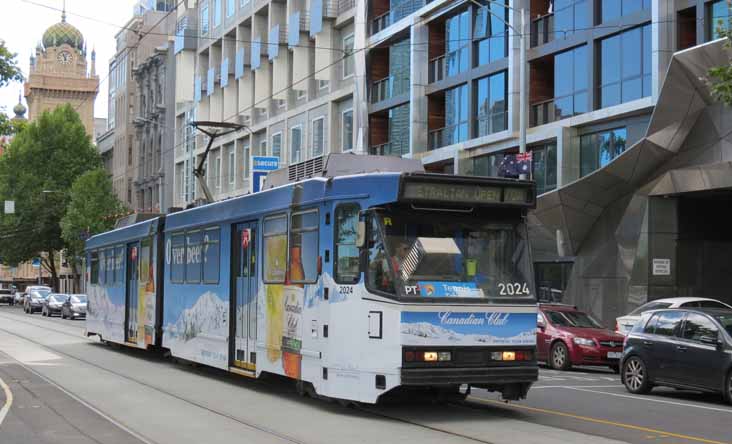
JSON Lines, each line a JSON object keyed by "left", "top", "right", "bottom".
{"left": 166, "top": 291, "right": 228, "bottom": 341}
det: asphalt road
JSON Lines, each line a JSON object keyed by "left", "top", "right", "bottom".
{"left": 0, "top": 305, "right": 729, "bottom": 444}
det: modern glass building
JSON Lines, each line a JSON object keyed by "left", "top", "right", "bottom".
{"left": 172, "top": 0, "right": 732, "bottom": 324}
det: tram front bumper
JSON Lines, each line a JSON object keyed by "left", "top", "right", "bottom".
{"left": 400, "top": 365, "right": 538, "bottom": 386}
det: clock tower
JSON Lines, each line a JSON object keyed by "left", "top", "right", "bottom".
{"left": 24, "top": 4, "right": 99, "bottom": 136}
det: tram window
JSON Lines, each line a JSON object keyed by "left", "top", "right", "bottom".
{"left": 115, "top": 246, "right": 125, "bottom": 284}
{"left": 186, "top": 230, "right": 203, "bottom": 283}
{"left": 264, "top": 214, "right": 288, "bottom": 283}
{"left": 334, "top": 204, "right": 360, "bottom": 284}
{"left": 366, "top": 215, "right": 394, "bottom": 294}
{"left": 203, "top": 227, "right": 220, "bottom": 284}
{"left": 170, "top": 233, "right": 186, "bottom": 283}
{"left": 106, "top": 248, "right": 115, "bottom": 284}
{"left": 98, "top": 249, "right": 106, "bottom": 285}
{"left": 90, "top": 251, "right": 99, "bottom": 284}
{"left": 290, "top": 209, "right": 319, "bottom": 283}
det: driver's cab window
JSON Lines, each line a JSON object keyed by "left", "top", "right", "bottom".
{"left": 367, "top": 214, "right": 394, "bottom": 294}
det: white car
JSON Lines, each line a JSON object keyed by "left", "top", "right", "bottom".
{"left": 616, "top": 297, "right": 732, "bottom": 335}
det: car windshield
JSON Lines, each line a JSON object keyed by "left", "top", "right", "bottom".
{"left": 31, "top": 290, "right": 50, "bottom": 299}
{"left": 71, "top": 295, "right": 87, "bottom": 303}
{"left": 50, "top": 295, "right": 68, "bottom": 303}
{"left": 369, "top": 208, "right": 534, "bottom": 300}
{"left": 545, "top": 310, "right": 604, "bottom": 329}
{"left": 628, "top": 301, "right": 673, "bottom": 316}
{"left": 714, "top": 314, "right": 732, "bottom": 337}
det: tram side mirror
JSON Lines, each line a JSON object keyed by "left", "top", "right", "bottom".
{"left": 356, "top": 221, "right": 366, "bottom": 248}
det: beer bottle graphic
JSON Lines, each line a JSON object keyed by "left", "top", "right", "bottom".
{"left": 282, "top": 246, "right": 305, "bottom": 378}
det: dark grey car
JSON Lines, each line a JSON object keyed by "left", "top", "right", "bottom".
{"left": 621, "top": 308, "right": 732, "bottom": 404}
{"left": 61, "top": 294, "right": 87, "bottom": 319}
{"left": 42, "top": 293, "right": 69, "bottom": 317}
{"left": 24, "top": 289, "right": 50, "bottom": 314}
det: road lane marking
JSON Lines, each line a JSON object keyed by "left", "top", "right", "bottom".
{"left": 469, "top": 398, "right": 730, "bottom": 444}
{"left": 0, "top": 375, "right": 13, "bottom": 428}
{"left": 532, "top": 384, "right": 619, "bottom": 389}
{"left": 566, "top": 387, "right": 732, "bottom": 414}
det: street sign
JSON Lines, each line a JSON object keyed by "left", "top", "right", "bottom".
{"left": 32, "top": 257, "right": 41, "bottom": 268}
{"left": 251, "top": 156, "right": 279, "bottom": 193}
{"left": 4, "top": 200, "right": 14, "bottom": 214}
{"left": 652, "top": 258, "right": 671, "bottom": 276}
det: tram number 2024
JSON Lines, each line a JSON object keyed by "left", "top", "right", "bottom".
{"left": 498, "top": 282, "right": 531, "bottom": 296}
{"left": 338, "top": 286, "right": 354, "bottom": 295}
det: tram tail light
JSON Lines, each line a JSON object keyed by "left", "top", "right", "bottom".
{"left": 423, "top": 352, "right": 439, "bottom": 362}
{"left": 405, "top": 351, "right": 416, "bottom": 362}
{"left": 491, "top": 350, "right": 533, "bottom": 361}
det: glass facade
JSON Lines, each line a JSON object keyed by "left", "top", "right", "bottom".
{"left": 554, "top": 45, "right": 588, "bottom": 119}
{"left": 200, "top": 1, "right": 209, "bottom": 35}
{"left": 554, "top": 0, "right": 589, "bottom": 37}
{"left": 708, "top": 0, "right": 731, "bottom": 41}
{"left": 475, "top": 71, "right": 507, "bottom": 137}
{"left": 388, "top": 104, "right": 410, "bottom": 156}
{"left": 532, "top": 143, "right": 557, "bottom": 195}
{"left": 446, "top": 10, "right": 470, "bottom": 76}
{"left": 474, "top": 2, "right": 507, "bottom": 65}
{"left": 580, "top": 127, "right": 627, "bottom": 176}
{"left": 442, "top": 84, "right": 469, "bottom": 147}
{"left": 601, "top": 0, "right": 651, "bottom": 23}
{"left": 466, "top": 152, "right": 505, "bottom": 177}
{"left": 599, "top": 24, "right": 652, "bottom": 108}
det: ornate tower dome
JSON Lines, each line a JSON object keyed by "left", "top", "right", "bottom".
{"left": 42, "top": 8, "right": 84, "bottom": 51}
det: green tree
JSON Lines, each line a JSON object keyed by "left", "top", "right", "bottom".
{"left": 0, "top": 40, "right": 24, "bottom": 137}
{"left": 708, "top": 1, "right": 732, "bottom": 105}
{"left": 61, "top": 169, "right": 126, "bottom": 266}
{"left": 0, "top": 104, "right": 101, "bottom": 289}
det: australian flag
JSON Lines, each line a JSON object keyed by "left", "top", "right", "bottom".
{"left": 498, "top": 152, "right": 533, "bottom": 178}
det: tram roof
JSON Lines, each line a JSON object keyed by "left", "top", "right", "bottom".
{"left": 163, "top": 172, "right": 403, "bottom": 233}
{"left": 86, "top": 217, "right": 162, "bottom": 250}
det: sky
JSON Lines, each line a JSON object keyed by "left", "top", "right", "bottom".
{"left": 0, "top": 0, "right": 140, "bottom": 121}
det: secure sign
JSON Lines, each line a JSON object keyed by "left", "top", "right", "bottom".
{"left": 251, "top": 156, "right": 279, "bottom": 193}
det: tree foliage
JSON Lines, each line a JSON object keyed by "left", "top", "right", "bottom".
{"left": 0, "top": 105, "right": 100, "bottom": 286}
{"left": 708, "top": 1, "right": 732, "bottom": 105}
{"left": 61, "top": 169, "right": 126, "bottom": 263}
{"left": 0, "top": 40, "right": 23, "bottom": 88}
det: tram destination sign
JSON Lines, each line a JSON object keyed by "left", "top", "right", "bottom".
{"left": 401, "top": 181, "right": 530, "bottom": 205}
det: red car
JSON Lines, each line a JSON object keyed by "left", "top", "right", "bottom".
{"left": 537, "top": 304, "right": 624, "bottom": 372}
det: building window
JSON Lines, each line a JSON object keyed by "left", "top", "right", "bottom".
{"left": 342, "top": 109, "right": 353, "bottom": 152}
{"left": 290, "top": 126, "right": 303, "bottom": 163}
{"left": 319, "top": 79, "right": 329, "bottom": 90}
{"left": 535, "top": 262, "right": 574, "bottom": 303}
{"left": 532, "top": 143, "right": 557, "bottom": 195}
{"left": 475, "top": 71, "right": 507, "bottom": 137}
{"left": 343, "top": 34, "right": 355, "bottom": 79}
{"left": 443, "top": 83, "right": 469, "bottom": 147}
{"left": 228, "top": 145, "right": 235, "bottom": 185}
{"left": 465, "top": 152, "right": 505, "bottom": 177}
{"left": 601, "top": 0, "right": 651, "bottom": 23}
{"left": 200, "top": 1, "right": 209, "bottom": 35}
{"left": 271, "top": 132, "right": 282, "bottom": 160}
{"left": 241, "top": 142, "right": 250, "bottom": 182}
{"left": 555, "top": 45, "right": 588, "bottom": 119}
{"left": 554, "top": 0, "right": 589, "bottom": 38}
{"left": 226, "top": 0, "right": 235, "bottom": 18}
{"left": 215, "top": 153, "right": 222, "bottom": 189}
{"left": 580, "top": 127, "right": 627, "bottom": 176}
{"left": 240, "top": 0, "right": 249, "bottom": 6}
{"left": 312, "top": 117, "right": 325, "bottom": 157}
{"left": 600, "top": 24, "right": 651, "bottom": 108}
{"left": 474, "top": 2, "right": 507, "bottom": 65}
{"left": 444, "top": 10, "right": 470, "bottom": 76}
{"left": 214, "top": 0, "right": 222, "bottom": 28}
{"left": 707, "top": 0, "right": 731, "bottom": 41}
{"left": 259, "top": 139, "right": 267, "bottom": 156}
{"left": 334, "top": 204, "right": 360, "bottom": 284}
{"left": 290, "top": 209, "right": 319, "bottom": 283}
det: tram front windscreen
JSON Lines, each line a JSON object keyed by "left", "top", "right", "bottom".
{"left": 366, "top": 208, "right": 535, "bottom": 302}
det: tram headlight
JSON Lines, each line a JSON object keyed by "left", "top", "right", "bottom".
{"left": 438, "top": 351, "right": 452, "bottom": 362}
{"left": 423, "top": 352, "right": 439, "bottom": 362}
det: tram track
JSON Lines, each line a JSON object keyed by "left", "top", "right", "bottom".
{"left": 0, "top": 311, "right": 500, "bottom": 444}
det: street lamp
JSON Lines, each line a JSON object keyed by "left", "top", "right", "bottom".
{"left": 469, "top": 0, "right": 528, "bottom": 178}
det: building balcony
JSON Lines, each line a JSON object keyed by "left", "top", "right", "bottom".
{"left": 428, "top": 48, "right": 469, "bottom": 84}
{"left": 530, "top": 99, "right": 557, "bottom": 127}
{"left": 338, "top": 0, "right": 355, "bottom": 14}
{"left": 371, "top": 75, "right": 409, "bottom": 104}
{"left": 370, "top": 140, "right": 410, "bottom": 156}
{"left": 475, "top": 113, "right": 508, "bottom": 138}
{"left": 371, "top": 0, "right": 429, "bottom": 34}
{"left": 428, "top": 54, "right": 446, "bottom": 84}
{"left": 428, "top": 123, "right": 467, "bottom": 150}
{"left": 531, "top": 13, "right": 554, "bottom": 47}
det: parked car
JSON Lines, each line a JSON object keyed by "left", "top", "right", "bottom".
{"left": 61, "top": 294, "right": 87, "bottom": 319}
{"left": 24, "top": 289, "right": 51, "bottom": 314}
{"left": 0, "top": 288, "right": 14, "bottom": 305}
{"left": 621, "top": 308, "right": 732, "bottom": 404}
{"left": 616, "top": 297, "right": 732, "bottom": 335}
{"left": 42, "top": 293, "right": 69, "bottom": 317}
{"left": 538, "top": 304, "right": 625, "bottom": 372}
{"left": 14, "top": 290, "right": 25, "bottom": 305}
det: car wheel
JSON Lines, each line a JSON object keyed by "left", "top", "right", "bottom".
{"left": 623, "top": 356, "right": 652, "bottom": 394}
{"left": 550, "top": 342, "right": 572, "bottom": 371}
{"left": 724, "top": 370, "right": 732, "bottom": 405}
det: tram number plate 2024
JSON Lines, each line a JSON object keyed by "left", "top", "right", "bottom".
{"left": 338, "top": 286, "right": 354, "bottom": 295}
{"left": 498, "top": 282, "right": 530, "bottom": 296}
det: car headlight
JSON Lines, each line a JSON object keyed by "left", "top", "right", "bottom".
{"left": 573, "top": 337, "right": 595, "bottom": 346}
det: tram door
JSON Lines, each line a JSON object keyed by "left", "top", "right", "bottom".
{"left": 126, "top": 242, "right": 140, "bottom": 344}
{"left": 231, "top": 222, "right": 258, "bottom": 369}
